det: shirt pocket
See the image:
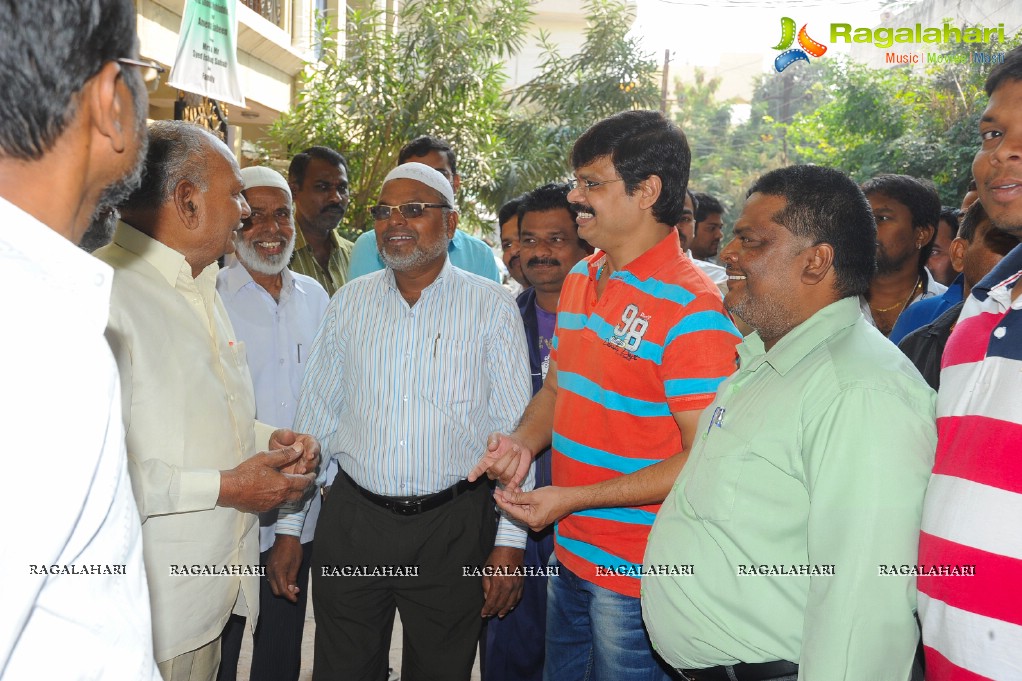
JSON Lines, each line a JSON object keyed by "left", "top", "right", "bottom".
{"left": 421, "top": 334, "right": 482, "bottom": 406}
{"left": 229, "top": 340, "right": 248, "bottom": 371}
{"left": 683, "top": 427, "right": 749, "bottom": 522}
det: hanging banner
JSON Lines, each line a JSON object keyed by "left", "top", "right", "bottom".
{"left": 167, "top": 0, "right": 246, "bottom": 107}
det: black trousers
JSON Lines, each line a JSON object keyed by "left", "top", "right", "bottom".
{"left": 216, "top": 541, "right": 314, "bottom": 681}
{"left": 311, "top": 474, "right": 496, "bottom": 681}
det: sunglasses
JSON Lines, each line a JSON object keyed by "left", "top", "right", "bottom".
{"left": 369, "top": 202, "right": 449, "bottom": 221}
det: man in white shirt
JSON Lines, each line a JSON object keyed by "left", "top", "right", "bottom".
{"left": 96, "top": 121, "right": 321, "bottom": 681}
{"left": 216, "top": 167, "right": 330, "bottom": 681}
{"left": 0, "top": 1, "right": 162, "bottom": 679}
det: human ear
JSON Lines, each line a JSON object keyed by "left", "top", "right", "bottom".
{"left": 801, "top": 243, "right": 834, "bottom": 285}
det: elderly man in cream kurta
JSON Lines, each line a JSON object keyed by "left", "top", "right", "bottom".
{"left": 95, "top": 121, "right": 320, "bottom": 681}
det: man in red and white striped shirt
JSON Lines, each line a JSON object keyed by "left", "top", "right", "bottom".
{"left": 917, "top": 45, "right": 1022, "bottom": 681}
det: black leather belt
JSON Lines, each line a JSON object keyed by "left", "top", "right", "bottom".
{"left": 343, "top": 471, "right": 475, "bottom": 516}
{"left": 680, "top": 661, "right": 799, "bottom": 681}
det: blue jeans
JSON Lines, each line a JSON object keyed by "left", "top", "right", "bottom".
{"left": 544, "top": 557, "right": 674, "bottom": 681}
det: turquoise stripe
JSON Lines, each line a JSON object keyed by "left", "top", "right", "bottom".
{"left": 553, "top": 432, "right": 661, "bottom": 475}
{"left": 664, "top": 376, "right": 727, "bottom": 398}
{"left": 557, "top": 312, "right": 589, "bottom": 331}
{"left": 574, "top": 507, "right": 657, "bottom": 526}
{"left": 613, "top": 270, "right": 696, "bottom": 306}
{"left": 663, "top": 310, "right": 742, "bottom": 346}
{"left": 558, "top": 371, "right": 671, "bottom": 417}
{"left": 556, "top": 528, "right": 643, "bottom": 574}
{"left": 582, "top": 314, "right": 663, "bottom": 362}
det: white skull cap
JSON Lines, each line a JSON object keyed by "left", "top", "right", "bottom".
{"left": 382, "top": 162, "right": 457, "bottom": 211}
{"left": 240, "top": 166, "right": 292, "bottom": 199}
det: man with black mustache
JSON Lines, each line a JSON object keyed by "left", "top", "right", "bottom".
{"left": 471, "top": 110, "right": 741, "bottom": 681}
{"left": 642, "top": 164, "right": 935, "bottom": 681}
{"left": 483, "top": 182, "right": 592, "bottom": 681}
{"left": 288, "top": 146, "right": 356, "bottom": 295}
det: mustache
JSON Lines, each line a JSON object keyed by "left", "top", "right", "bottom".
{"left": 321, "top": 204, "right": 346, "bottom": 214}
{"left": 571, "top": 202, "right": 594, "bottom": 215}
{"left": 527, "top": 257, "right": 561, "bottom": 268}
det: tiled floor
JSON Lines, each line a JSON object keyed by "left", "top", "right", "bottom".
{"left": 235, "top": 589, "right": 482, "bottom": 680}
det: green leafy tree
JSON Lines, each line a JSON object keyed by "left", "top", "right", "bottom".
{"left": 269, "top": 0, "right": 530, "bottom": 237}
{"left": 783, "top": 28, "right": 1022, "bottom": 204}
{"left": 489, "top": 0, "right": 661, "bottom": 206}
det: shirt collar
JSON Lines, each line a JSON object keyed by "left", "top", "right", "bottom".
{"left": 586, "top": 231, "right": 683, "bottom": 281}
{"left": 383, "top": 254, "right": 453, "bottom": 295}
{"left": 972, "top": 242, "right": 1022, "bottom": 305}
{"left": 113, "top": 221, "right": 202, "bottom": 287}
{"left": 738, "top": 297, "right": 862, "bottom": 376}
{"left": 221, "top": 259, "right": 297, "bottom": 298}
{"left": 449, "top": 229, "right": 466, "bottom": 252}
{"left": 220, "top": 259, "right": 254, "bottom": 295}
{"left": 294, "top": 225, "right": 344, "bottom": 253}
{"left": 0, "top": 196, "right": 113, "bottom": 332}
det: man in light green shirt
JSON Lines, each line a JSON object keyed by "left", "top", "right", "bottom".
{"left": 642, "top": 165, "right": 936, "bottom": 681}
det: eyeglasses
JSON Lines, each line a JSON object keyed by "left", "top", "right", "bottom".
{"left": 116, "top": 58, "right": 166, "bottom": 93}
{"left": 369, "top": 203, "right": 449, "bottom": 221}
{"left": 566, "top": 177, "right": 625, "bottom": 194}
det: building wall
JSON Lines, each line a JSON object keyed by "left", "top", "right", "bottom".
{"left": 136, "top": 0, "right": 336, "bottom": 149}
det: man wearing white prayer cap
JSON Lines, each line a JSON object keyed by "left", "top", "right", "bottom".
{"left": 272, "top": 161, "right": 534, "bottom": 680}
{"left": 215, "top": 166, "right": 331, "bottom": 681}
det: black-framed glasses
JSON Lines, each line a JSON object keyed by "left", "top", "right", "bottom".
{"left": 566, "top": 177, "right": 625, "bottom": 194}
{"left": 116, "top": 58, "right": 166, "bottom": 93}
{"left": 369, "top": 203, "right": 449, "bottom": 221}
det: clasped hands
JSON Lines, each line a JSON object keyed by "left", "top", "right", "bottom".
{"left": 468, "top": 432, "right": 575, "bottom": 533}
{"left": 218, "top": 428, "right": 321, "bottom": 514}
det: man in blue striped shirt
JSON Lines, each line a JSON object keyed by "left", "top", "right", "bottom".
{"left": 273, "top": 162, "right": 532, "bottom": 680}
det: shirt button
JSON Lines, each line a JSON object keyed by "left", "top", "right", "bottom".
{"left": 281, "top": 402, "right": 287, "bottom": 407}
{"left": 279, "top": 359, "right": 285, "bottom": 365}
{"left": 994, "top": 326, "right": 1007, "bottom": 339}
{"left": 403, "top": 395, "right": 408, "bottom": 402}
{"left": 94, "top": 273, "right": 105, "bottom": 286}
{"left": 229, "top": 394, "right": 235, "bottom": 402}
{"left": 399, "top": 440, "right": 405, "bottom": 447}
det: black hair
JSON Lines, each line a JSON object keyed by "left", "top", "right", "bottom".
{"left": 749, "top": 165, "right": 876, "bottom": 298}
{"left": 984, "top": 45, "right": 1022, "bottom": 96}
{"left": 861, "top": 174, "right": 942, "bottom": 266}
{"left": 958, "top": 200, "right": 988, "bottom": 241}
{"left": 959, "top": 200, "right": 1020, "bottom": 255}
{"left": 517, "top": 182, "right": 591, "bottom": 253}
{"left": 288, "top": 146, "right": 348, "bottom": 187}
{"left": 0, "top": 0, "right": 138, "bottom": 160}
{"left": 498, "top": 196, "right": 524, "bottom": 226}
{"left": 398, "top": 135, "right": 457, "bottom": 176}
{"left": 687, "top": 189, "right": 698, "bottom": 216}
{"left": 693, "top": 191, "right": 724, "bottom": 225}
{"left": 938, "top": 206, "right": 960, "bottom": 241}
{"left": 570, "top": 110, "right": 690, "bottom": 226}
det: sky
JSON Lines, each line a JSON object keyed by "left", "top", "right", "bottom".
{"left": 630, "top": 0, "right": 889, "bottom": 70}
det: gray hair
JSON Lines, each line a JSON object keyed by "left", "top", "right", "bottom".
{"left": 117, "top": 120, "right": 225, "bottom": 211}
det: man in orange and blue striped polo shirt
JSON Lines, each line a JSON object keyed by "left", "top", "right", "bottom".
{"left": 470, "top": 110, "right": 741, "bottom": 681}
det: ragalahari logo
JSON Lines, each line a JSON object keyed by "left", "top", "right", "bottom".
{"left": 772, "top": 17, "right": 828, "bottom": 72}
